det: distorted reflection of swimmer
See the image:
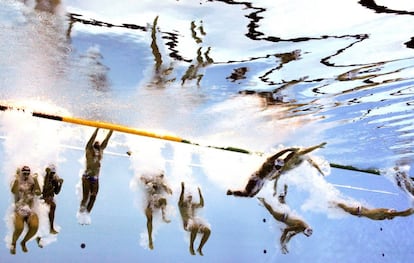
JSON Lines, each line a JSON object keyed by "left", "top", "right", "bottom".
{"left": 10, "top": 166, "right": 42, "bottom": 255}
{"left": 178, "top": 182, "right": 211, "bottom": 256}
{"left": 141, "top": 172, "right": 173, "bottom": 250}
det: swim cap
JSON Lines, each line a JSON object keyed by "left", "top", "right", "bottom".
{"left": 93, "top": 141, "right": 100, "bottom": 149}
{"left": 47, "top": 164, "right": 56, "bottom": 173}
{"left": 304, "top": 227, "right": 313, "bottom": 237}
{"left": 274, "top": 159, "right": 285, "bottom": 169}
{"left": 21, "top": 166, "right": 30, "bottom": 174}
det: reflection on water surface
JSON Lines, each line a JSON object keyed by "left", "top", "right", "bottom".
{"left": 1, "top": 0, "right": 414, "bottom": 262}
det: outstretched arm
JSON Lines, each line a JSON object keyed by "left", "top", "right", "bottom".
{"left": 100, "top": 130, "right": 113, "bottom": 150}
{"left": 280, "top": 228, "right": 294, "bottom": 254}
{"left": 267, "top": 148, "right": 299, "bottom": 164}
{"left": 178, "top": 182, "right": 185, "bottom": 206}
{"left": 336, "top": 202, "right": 359, "bottom": 216}
{"left": 162, "top": 182, "right": 173, "bottom": 195}
{"left": 197, "top": 187, "right": 204, "bottom": 208}
{"left": 86, "top": 128, "right": 99, "bottom": 149}
{"left": 391, "top": 208, "right": 414, "bottom": 217}
{"left": 307, "top": 158, "right": 325, "bottom": 176}
{"left": 298, "top": 142, "right": 326, "bottom": 155}
{"left": 258, "top": 197, "right": 277, "bottom": 217}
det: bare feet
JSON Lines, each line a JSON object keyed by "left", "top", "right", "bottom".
{"left": 50, "top": 229, "right": 58, "bottom": 234}
{"left": 10, "top": 244, "right": 16, "bottom": 255}
{"left": 36, "top": 237, "right": 43, "bottom": 248}
{"left": 79, "top": 205, "right": 86, "bottom": 213}
{"left": 190, "top": 246, "right": 196, "bottom": 255}
{"left": 197, "top": 247, "right": 204, "bottom": 256}
{"left": 20, "top": 241, "right": 28, "bottom": 253}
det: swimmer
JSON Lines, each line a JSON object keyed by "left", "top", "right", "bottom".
{"left": 178, "top": 182, "right": 211, "bottom": 256}
{"left": 80, "top": 128, "right": 113, "bottom": 214}
{"left": 258, "top": 197, "right": 312, "bottom": 254}
{"left": 141, "top": 172, "right": 173, "bottom": 250}
{"left": 10, "top": 166, "right": 42, "bottom": 255}
{"left": 335, "top": 202, "right": 414, "bottom": 220}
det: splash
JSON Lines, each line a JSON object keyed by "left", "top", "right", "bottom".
{"left": 0, "top": 106, "right": 70, "bottom": 249}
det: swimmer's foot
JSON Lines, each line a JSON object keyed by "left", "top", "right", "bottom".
{"left": 190, "top": 246, "right": 196, "bottom": 255}
{"left": 50, "top": 228, "right": 58, "bottom": 234}
{"left": 197, "top": 247, "right": 204, "bottom": 256}
{"left": 226, "top": 190, "right": 233, "bottom": 195}
{"left": 79, "top": 205, "right": 86, "bottom": 213}
{"left": 20, "top": 241, "right": 28, "bottom": 253}
{"left": 36, "top": 237, "right": 43, "bottom": 248}
{"left": 10, "top": 244, "right": 16, "bottom": 255}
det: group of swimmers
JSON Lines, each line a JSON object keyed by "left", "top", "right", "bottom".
{"left": 140, "top": 174, "right": 211, "bottom": 255}
{"left": 10, "top": 164, "right": 63, "bottom": 255}
{"left": 8, "top": 128, "right": 414, "bottom": 255}
{"left": 227, "top": 142, "right": 414, "bottom": 253}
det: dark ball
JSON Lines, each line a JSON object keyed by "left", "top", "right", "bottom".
{"left": 81, "top": 243, "right": 86, "bottom": 249}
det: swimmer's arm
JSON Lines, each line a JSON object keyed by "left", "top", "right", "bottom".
{"left": 198, "top": 187, "right": 204, "bottom": 208}
{"left": 392, "top": 208, "right": 414, "bottom": 217}
{"left": 162, "top": 183, "right": 173, "bottom": 195}
{"left": 268, "top": 148, "right": 299, "bottom": 163}
{"left": 86, "top": 128, "right": 99, "bottom": 150}
{"left": 284, "top": 227, "right": 300, "bottom": 244}
{"left": 54, "top": 175, "right": 64, "bottom": 194}
{"left": 307, "top": 158, "right": 325, "bottom": 176}
{"left": 11, "top": 179, "right": 19, "bottom": 194}
{"left": 178, "top": 182, "right": 185, "bottom": 206}
{"left": 100, "top": 130, "right": 113, "bottom": 150}
{"left": 299, "top": 142, "right": 326, "bottom": 155}
{"left": 33, "top": 174, "right": 42, "bottom": 196}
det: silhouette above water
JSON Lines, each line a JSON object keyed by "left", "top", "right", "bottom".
{"left": 358, "top": 0, "right": 414, "bottom": 15}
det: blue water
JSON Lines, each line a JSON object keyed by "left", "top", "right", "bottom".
{"left": 1, "top": 0, "right": 414, "bottom": 262}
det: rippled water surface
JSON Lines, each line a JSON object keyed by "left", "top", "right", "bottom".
{"left": 1, "top": 0, "right": 414, "bottom": 262}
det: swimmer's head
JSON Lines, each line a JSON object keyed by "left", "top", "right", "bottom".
{"left": 93, "top": 141, "right": 100, "bottom": 150}
{"left": 21, "top": 166, "right": 31, "bottom": 179}
{"left": 304, "top": 227, "right": 313, "bottom": 237}
{"left": 274, "top": 158, "right": 285, "bottom": 170}
{"left": 46, "top": 164, "right": 56, "bottom": 174}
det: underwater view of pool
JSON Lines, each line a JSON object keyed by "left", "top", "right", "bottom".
{"left": 1, "top": 0, "right": 414, "bottom": 262}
